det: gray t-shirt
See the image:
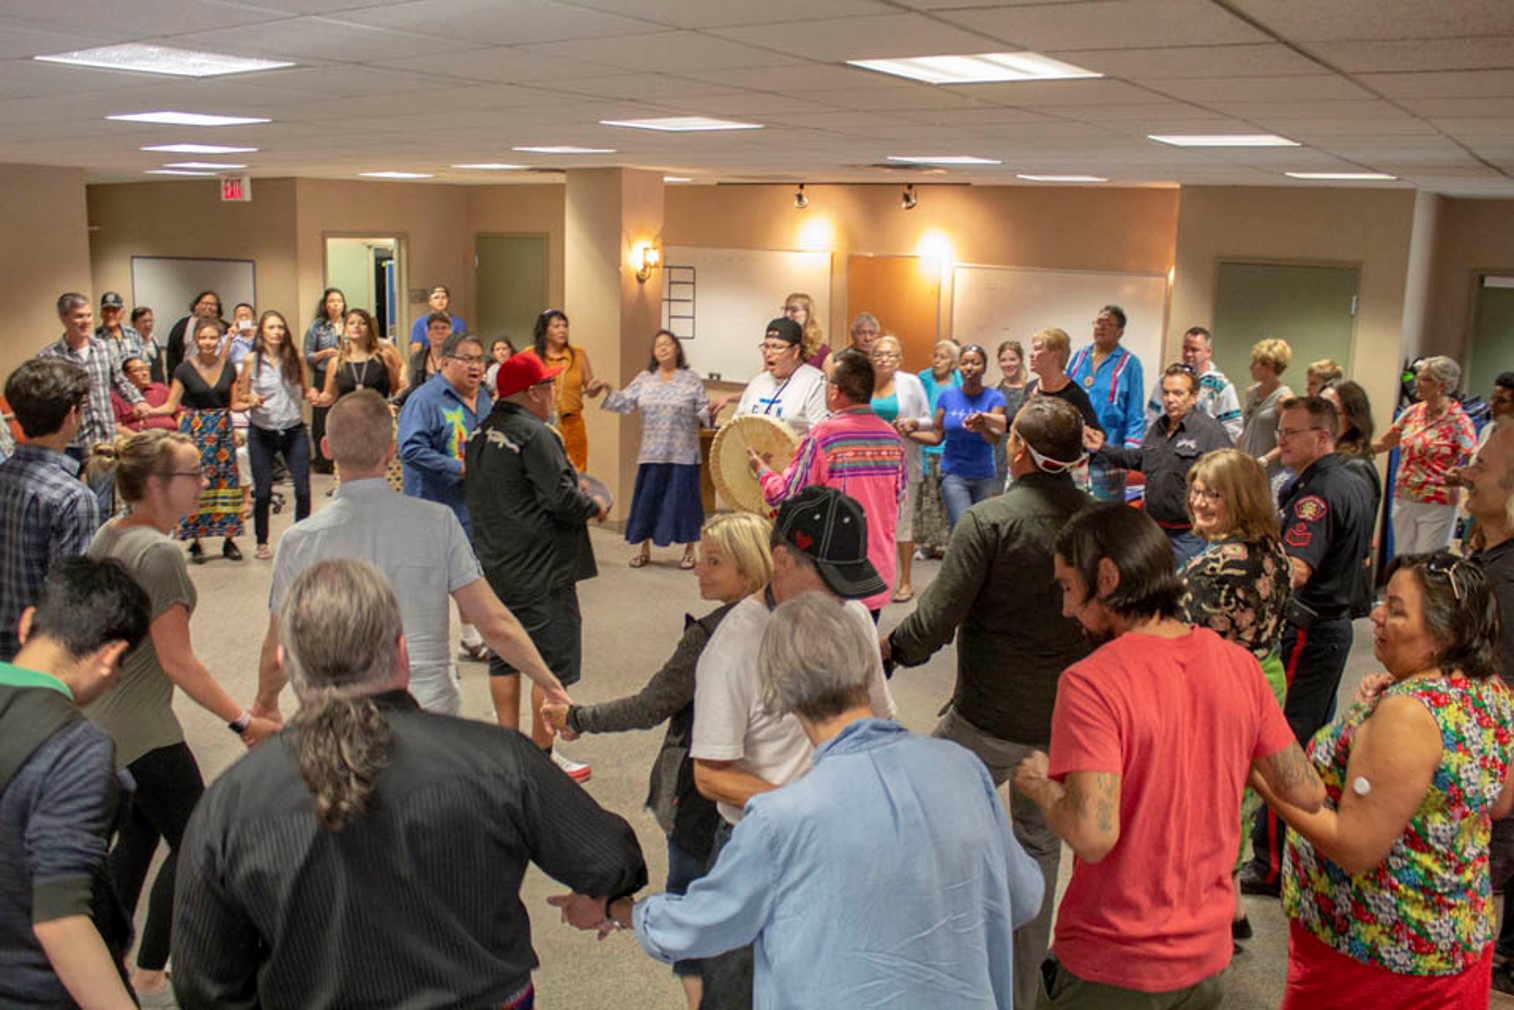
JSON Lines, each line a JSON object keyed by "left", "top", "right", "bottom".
{"left": 84, "top": 522, "right": 196, "bottom": 767}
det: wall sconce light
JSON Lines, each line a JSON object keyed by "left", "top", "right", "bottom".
{"left": 794, "top": 183, "right": 808, "bottom": 209}
{"left": 901, "top": 184, "right": 917, "bottom": 211}
{"left": 635, "top": 242, "right": 662, "bottom": 283}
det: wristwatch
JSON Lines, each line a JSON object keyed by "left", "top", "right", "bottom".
{"left": 228, "top": 709, "right": 253, "bottom": 734}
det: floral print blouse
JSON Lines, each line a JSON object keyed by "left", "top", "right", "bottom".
{"left": 600, "top": 367, "right": 709, "bottom": 466}
{"left": 1389, "top": 400, "right": 1476, "bottom": 506}
{"left": 1283, "top": 674, "right": 1514, "bottom": 976}
{"left": 1179, "top": 538, "right": 1291, "bottom": 660}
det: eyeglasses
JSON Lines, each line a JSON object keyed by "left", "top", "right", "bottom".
{"left": 871, "top": 351, "right": 900, "bottom": 361}
{"left": 1275, "top": 426, "right": 1324, "bottom": 442}
{"left": 1423, "top": 552, "right": 1467, "bottom": 602}
{"left": 448, "top": 354, "right": 486, "bottom": 365}
{"left": 758, "top": 341, "right": 795, "bottom": 352}
{"left": 1188, "top": 487, "right": 1223, "bottom": 504}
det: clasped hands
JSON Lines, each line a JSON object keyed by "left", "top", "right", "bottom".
{"left": 546, "top": 893, "right": 622, "bottom": 940}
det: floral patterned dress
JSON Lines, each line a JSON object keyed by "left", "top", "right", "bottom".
{"left": 1389, "top": 400, "right": 1476, "bottom": 506}
{"left": 1284, "top": 674, "right": 1514, "bottom": 977}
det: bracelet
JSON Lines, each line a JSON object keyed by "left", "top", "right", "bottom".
{"left": 228, "top": 709, "right": 252, "bottom": 734}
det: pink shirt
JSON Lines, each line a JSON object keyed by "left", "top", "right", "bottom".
{"left": 758, "top": 408, "right": 906, "bottom": 611}
{"left": 1047, "top": 627, "right": 1296, "bottom": 992}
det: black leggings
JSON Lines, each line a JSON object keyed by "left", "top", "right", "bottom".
{"left": 109, "top": 742, "right": 205, "bottom": 971}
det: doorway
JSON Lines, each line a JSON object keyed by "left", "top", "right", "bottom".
{"left": 1211, "top": 262, "right": 1360, "bottom": 393}
{"left": 1468, "top": 275, "right": 1514, "bottom": 401}
{"left": 475, "top": 234, "right": 548, "bottom": 354}
{"left": 325, "top": 236, "right": 404, "bottom": 342}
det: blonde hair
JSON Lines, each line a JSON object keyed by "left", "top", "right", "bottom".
{"left": 1185, "top": 449, "right": 1280, "bottom": 547}
{"left": 702, "top": 512, "right": 773, "bottom": 594}
{"left": 90, "top": 429, "right": 194, "bottom": 503}
{"left": 1306, "top": 358, "right": 1343, "bottom": 387}
{"left": 1251, "top": 338, "right": 1292, "bottom": 375}
{"left": 785, "top": 292, "right": 824, "bottom": 359}
{"left": 1031, "top": 327, "right": 1071, "bottom": 368}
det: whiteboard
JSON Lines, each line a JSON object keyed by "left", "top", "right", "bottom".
{"left": 662, "top": 246, "right": 831, "bottom": 382}
{"left": 950, "top": 265, "right": 1169, "bottom": 381}
{"left": 130, "top": 256, "right": 256, "bottom": 344}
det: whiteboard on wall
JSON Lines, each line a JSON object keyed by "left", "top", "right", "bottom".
{"left": 950, "top": 265, "right": 1169, "bottom": 381}
{"left": 130, "top": 256, "right": 256, "bottom": 344}
{"left": 662, "top": 246, "right": 831, "bottom": 382}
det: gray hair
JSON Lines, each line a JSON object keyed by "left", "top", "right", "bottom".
{"left": 279, "top": 559, "right": 403, "bottom": 696}
{"left": 850, "top": 312, "right": 880, "bottom": 335}
{"left": 758, "top": 592, "right": 874, "bottom": 721}
{"left": 1417, "top": 355, "right": 1461, "bottom": 394}
{"left": 56, "top": 292, "right": 90, "bottom": 316}
{"left": 440, "top": 331, "right": 482, "bottom": 359}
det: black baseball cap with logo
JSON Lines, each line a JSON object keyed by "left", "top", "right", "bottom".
{"left": 772, "top": 486, "right": 883, "bottom": 600}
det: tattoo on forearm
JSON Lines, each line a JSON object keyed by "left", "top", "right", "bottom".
{"left": 1065, "top": 772, "right": 1119, "bottom": 835}
{"left": 1262, "top": 744, "right": 1320, "bottom": 796}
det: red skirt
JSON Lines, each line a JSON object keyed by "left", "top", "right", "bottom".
{"left": 1282, "top": 921, "right": 1491, "bottom": 1010}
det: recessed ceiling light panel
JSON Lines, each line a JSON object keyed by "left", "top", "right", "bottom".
{"left": 663, "top": 176, "right": 693, "bottom": 183}
{"left": 451, "top": 163, "right": 529, "bottom": 170}
{"left": 600, "top": 117, "right": 762, "bottom": 132}
{"left": 1018, "top": 174, "right": 1108, "bottom": 183}
{"left": 359, "top": 171, "right": 434, "bottom": 180}
{"left": 886, "top": 155, "right": 1001, "bottom": 165}
{"left": 1149, "top": 134, "right": 1299, "bottom": 147}
{"left": 164, "top": 161, "right": 248, "bottom": 170}
{"left": 1284, "top": 171, "right": 1396, "bottom": 181}
{"left": 849, "top": 52, "right": 1101, "bottom": 85}
{"left": 513, "top": 146, "right": 616, "bottom": 155}
{"left": 108, "top": 111, "right": 271, "bottom": 127}
{"left": 145, "top": 169, "right": 216, "bottom": 177}
{"left": 141, "top": 144, "right": 259, "bottom": 154}
{"left": 37, "top": 44, "right": 293, "bottom": 78}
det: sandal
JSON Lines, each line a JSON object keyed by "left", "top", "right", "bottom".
{"left": 891, "top": 588, "right": 915, "bottom": 603}
{"left": 679, "top": 552, "right": 696, "bottom": 570}
{"left": 255, "top": 544, "right": 273, "bottom": 561}
{"left": 629, "top": 553, "right": 650, "bottom": 569}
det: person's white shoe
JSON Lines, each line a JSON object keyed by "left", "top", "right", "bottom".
{"left": 551, "top": 750, "right": 592, "bottom": 783}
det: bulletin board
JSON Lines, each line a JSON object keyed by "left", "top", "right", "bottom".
{"left": 130, "top": 256, "right": 256, "bottom": 338}
{"left": 662, "top": 246, "right": 832, "bottom": 382}
{"left": 950, "top": 265, "right": 1169, "bottom": 376}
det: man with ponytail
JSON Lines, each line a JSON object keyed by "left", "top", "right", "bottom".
{"left": 173, "top": 559, "right": 645, "bottom": 1010}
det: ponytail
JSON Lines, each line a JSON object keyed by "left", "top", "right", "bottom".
{"left": 89, "top": 429, "right": 190, "bottom": 502}
{"left": 288, "top": 689, "right": 391, "bottom": 831}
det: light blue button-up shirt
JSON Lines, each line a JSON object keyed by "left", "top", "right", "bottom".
{"left": 634, "top": 718, "right": 1043, "bottom": 1009}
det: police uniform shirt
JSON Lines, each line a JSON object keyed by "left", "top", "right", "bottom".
{"left": 1279, "top": 453, "right": 1374, "bottom": 615}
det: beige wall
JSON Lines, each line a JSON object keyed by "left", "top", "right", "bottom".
{"left": 0, "top": 165, "right": 95, "bottom": 379}
{"left": 1427, "top": 198, "right": 1514, "bottom": 362}
{"left": 1170, "top": 186, "right": 1419, "bottom": 437}
{"left": 468, "top": 184, "right": 567, "bottom": 312}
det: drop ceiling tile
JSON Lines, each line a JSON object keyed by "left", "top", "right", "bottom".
{"left": 936, "top": 0, "right": 1269, "bottom": 51}
{"left": 162, "top": 16, "right": 472, "bottom": 62}
{"left": 894, "top": 106, "right": 1063, "bottom": 127}
{"left": 533, "top": 0, "right": 896, "bottom": 30}
{"left": 4, "top": 0, "right": 284, "bottom": 36}
{"left": 1144, "top": 74, "right": 1374, "bottom": 104}
{"left": 1258, "top": 117, "right": 1441, "bottom": 138}
{"left": 1358, "top": 69, "right": 1514, "bottom": 98}
{"left": 1309, "top": 37, "right": 1514, "bottom": 74}
{"left": 1045, "top": 43, "right": 1322, "bottom": 80}
{"left": 519, "top": 31, "right": 807, "bottom": 72}
{"left": 1069, "top": 104, "right": 1242, "bottom": 125}
{"left": 1202, "top": 99, "right": 1416, "bottom": 120}
{"left": 1435, "top": 117, "right": 1514, "bottom": 139}
{"left": 675, "top": 63, "right": 901, "bottom": 93}
{"left": 0, "top": 60, "right": 176, "bottom": 99}
{"left": 950, "top": 79, "right": 1164, "bottom": 107}
{"left": 709, "top": 13, "right": 1000, "bottom": 62}
{"left": 796, "top": 86, "right": 983, "bottom": 112}
{"left": 0, "top": 24, "right": 114, "bottom": 59}
{"left": 1227, "top": 0, "right": 1514, "bottom": 43}
{"left": 384, "top": 47, "right": 625, "bottom": 84}
{"left": 327, "top": 0, "right": 661, "bottom": 46}
{"left": 1400, "top": 97, "right": 1514, "bottom": 117}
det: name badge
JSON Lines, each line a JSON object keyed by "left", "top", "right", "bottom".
{"left": 1083, "top": 376, "right": 1094, "bottom": 388}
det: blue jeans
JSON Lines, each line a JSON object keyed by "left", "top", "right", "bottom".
{"left": 1166, "top": 527, "right": 1206, "bottom": 569}
{"left": 66, "top": 446, "right": 114, "bottom": 526}
{"left": 247, "top": 423, "right": 311, "bottom": 545}
{"left": 1088, "top": 457, "right": 1127, "bottom": 502}
{"left": 941, "top": 473, "right": 999, "bottom": 528}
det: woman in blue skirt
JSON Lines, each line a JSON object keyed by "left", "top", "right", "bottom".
{"left": 600, "top": 329, "right": 710, "bottom": 569}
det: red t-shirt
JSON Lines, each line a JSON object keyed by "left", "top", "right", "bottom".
{"left": 1047, "top": 626, "right": 1296, "bottom": 992}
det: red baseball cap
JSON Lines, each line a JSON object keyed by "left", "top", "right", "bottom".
{"left": 495, "top": 352, "right": 564, "bottom": 397}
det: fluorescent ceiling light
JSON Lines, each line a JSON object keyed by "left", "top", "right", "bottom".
{"left": 36, "top": 44, "right": 293, "bottom": 78}
{"left": 359, "top": 171, "right": 434, "bottom": 179}
{"left": 142, "top": 143, "right": 258, "bottom": 154}
{"left": 664, "top": 176, "right": 693, "bottom": 183}
{"left": 600, "top": 116, "right": 762, "bottom": 132}
{"left": 513, "top": 146, "right": 616, "bottom": 155}
{"left": 1018, "top": 174, "right": 1107, "bottom": 183}
{"left": 451, "top": 163, "right": 529, "bottom": 170}
{"left": 145, "top": 169, "right": 216, "bottom": 177}
{"left": 886, "top": 155, "right": 1001, "bottom": 165}
{"left": 1285, "top": 171, "right": 1396, "bottom": 181}
{"left": 1149, "top": 133, "right": 1299, "bottom": 147}
{"left": 849, "top": 52, "right": 1101, "bottom": 85}
{"left": 164, "top": 161, "right": 248, "bottom": 170}
{"left": 108, "top": 111, "right": 270, "bottom": 127}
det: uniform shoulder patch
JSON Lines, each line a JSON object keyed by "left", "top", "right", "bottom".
{"left": 1293, "top": 495, "right": 1327, "bottom": 522}
{"left": 1284, "top": 522, "right": 1312, "bottom": 549}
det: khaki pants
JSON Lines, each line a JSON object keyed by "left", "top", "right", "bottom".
{"left": 1036, "top": 958, "right": 1224, "bottom": 1010}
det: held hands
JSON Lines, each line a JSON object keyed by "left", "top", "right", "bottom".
{"left": 1082, "top": 426, "right": 1106, "bottom": 453}
{"left": 1353, "top": 672, "right": 1395, "bottom": 707}
{"left": 546, "top": 894, "right": 619, "bottom": 939}
{"left": 240, "top": 715, "right": 281, "bottom": 748}
{"left": 131, "top": 402, "right": 152, "bottom": 418}
{"left": 893, "top": 417, "right": 920, "bottom": 435}
{"left": 962, "top": 411, "right": 985, "bottom": 432}
{"left": 584, "top": 379, "right": 609, "bottom": 398}
{"left": 540, "top": 702, "right": 577, "bottom": 741}
{"left": 249, "top": 698, "right": 284, "bottom": 726}
{"left": 1012, "top": 750, "right": 1051, "bottom": 801}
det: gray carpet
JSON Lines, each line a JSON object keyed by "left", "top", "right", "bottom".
{"left": 150, "top": 471, "right": 1385, "bottom": 1007}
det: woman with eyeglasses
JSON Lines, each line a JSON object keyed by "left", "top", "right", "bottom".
{"left": 906, "top": 343, "right": 1007, "bottom": 528}
{"left": 525, "top": 309, "right": 604, "bottom": 472}
{"left": 868, "top": 335, "right": 931, "bottom": 602}
{"left": 1253, "top": 551, "right": 1514, "bottom": 1009}
{"left": 1373, "top": 355, "right": 1477, "bottom": 556}
{"left": 1179, "top": 448, "right": 1293, "bottom": 945}
{"left": 85, "top": 429, "right": 279, "bottom": 1006}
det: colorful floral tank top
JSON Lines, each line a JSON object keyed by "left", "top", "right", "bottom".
{"left": 1283, "top": 674, "right": 1513, "bottom": 975}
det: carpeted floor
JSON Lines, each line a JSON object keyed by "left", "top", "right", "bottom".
{"left": 146, "top": 471, "right": 1397, "bottom": 1008}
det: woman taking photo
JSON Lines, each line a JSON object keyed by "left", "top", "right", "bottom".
{"left": 599, "top": 330, "right": 709, "bottom": 569}
{"left": 148, "top": 318, "right": 243, "bottom": 563}
{"left": 236, "top": 310, "right": 314, "bottom": 559}
{"left": 303, "top": 288, "right": 346, "bottom": 475}
{"left": 86, "top": 429, "right": 278, "bottom": 1006}
{"left": 1254, "top": 552, "right": 1513, "bottom": 1008}
{"left": 783, "top": 292, "right": 828, "bottom": 370}
{"left": 869, "top": 335, "right": 930, "bottom": 602}
{"left": 1373, "top": 355, "right": 1477, "bottom": 555}
{"left": 526, "top": 309, "right": 603, "bottom": 472}
{"left": 906, "top": 343, "right": 1006, "bottom": 528}
{"left": 1180, "top": 448, "right": 1292, "bottom": 944}
{"left": 539, "top": 512, "right": 772, "bottom": 1010}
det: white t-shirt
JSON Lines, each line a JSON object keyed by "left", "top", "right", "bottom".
{"left": 691, "top": 594, "right": 896, "bottom": 824}
{"left": 734, "top": 363, "right": 829, "bottom": 433}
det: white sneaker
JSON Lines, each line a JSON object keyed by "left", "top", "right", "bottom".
{"left": 552, "top": 749, "right": 592, "bottom": 783}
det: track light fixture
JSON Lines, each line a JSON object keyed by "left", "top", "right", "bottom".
{"left": 901, "top": 184, "right": 917, "bottom": 210}
{"left": 795, "top": 183, "right": 808, "bottom": 209}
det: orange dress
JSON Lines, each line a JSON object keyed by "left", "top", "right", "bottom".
{"left": 530, "top": 344, "right": 589, "bottom": 471}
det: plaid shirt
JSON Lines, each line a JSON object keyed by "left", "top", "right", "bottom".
{"left": 37, "top": 334, "right": 141, "bottom": 451}
{"left": 0, "top": 445, "right": 99, "bottom": 660}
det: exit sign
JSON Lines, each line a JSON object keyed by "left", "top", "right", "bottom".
{"left": 220, "top": 176, "right": 251, "bottom": 202}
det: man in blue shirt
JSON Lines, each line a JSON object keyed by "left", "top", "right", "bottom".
{"left": 553, "top": 591, "right": 1043, "bottom": 1009}
{"left": 1066, "top": 305, "right": 1145, "bottom": 501}
{"left": 407, "top": 285, "right": 466, "bottom": 352}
